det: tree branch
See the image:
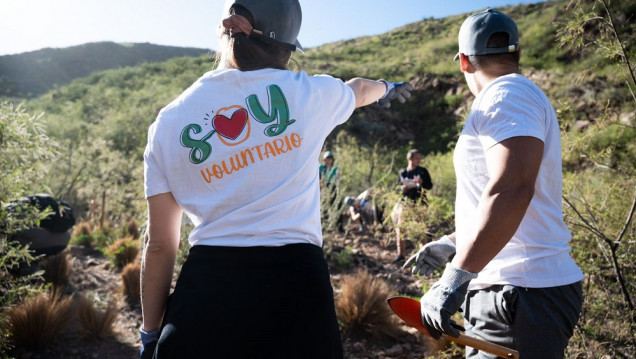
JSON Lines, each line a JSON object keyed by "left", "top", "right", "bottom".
{"left": 616, "top": 190, "right": 636, "bottom": 243}
{"left": 599, "top": 0, "right": 636, "bottom": 94}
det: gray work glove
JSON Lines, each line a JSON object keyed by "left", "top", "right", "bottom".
{"left": 377, "top": 80, "right": 413, "bottom": 108}
{"left": 420, "top": 263, "right": 477, "bottom": 339}
{"left": 403, "top": 235, "right": 456, "bottom": 276}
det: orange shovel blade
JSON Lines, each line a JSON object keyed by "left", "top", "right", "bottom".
{"left": 387, "top": 296, "right": 519, "bottom": 359}
{"left": 387, "top": 295, "right": 433, "bottom": 336}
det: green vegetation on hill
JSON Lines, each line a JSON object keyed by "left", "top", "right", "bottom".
{"left": 0, "top": 42, "right": 210, "bottom": 98}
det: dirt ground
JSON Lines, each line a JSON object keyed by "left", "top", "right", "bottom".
{"left": 18, "top": 226, "right": 455, "bottom": 359}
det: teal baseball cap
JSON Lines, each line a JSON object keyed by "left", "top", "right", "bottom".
{"left": 224, "top": 0, "right": 303, "bottom": 52}
{"left": 453, "top": 9, "right": 519, "bottom": 61}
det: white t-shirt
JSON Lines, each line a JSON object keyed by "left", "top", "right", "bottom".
{"left": 144, "top": 68, "right": 355, "bottom": 247}
{"left": 454, "top": 73, "right": 584, "bottom": 289}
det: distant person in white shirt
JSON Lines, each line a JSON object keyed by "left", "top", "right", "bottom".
{"left": 344, "top": 189, "right": 379, "bottom": 232}
{"left": 404, "top": 9, "right": 583, "bottom": 359}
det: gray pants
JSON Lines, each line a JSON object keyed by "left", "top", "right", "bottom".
{"left": 463, "top": 282, "right": 583, "bottom": 359}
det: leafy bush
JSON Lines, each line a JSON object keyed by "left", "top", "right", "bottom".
{"left": 563, "top": 168, "right": 635, "bottom": 354}
{"left": 557, "top": 1, "right": 636, "bottom": 356}
{"left": 0, "top": 103, "right": 56, "bottom": 201}
{"left": 0, "top": 103, "right": 56, "bottom": 356}
{"left": 332, "top": 246, "right": 354, "bottom": 269}
{"left": 70, "top": 233, "right": 94, "bottom": 248}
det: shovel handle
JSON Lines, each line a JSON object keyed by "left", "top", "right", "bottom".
{"left": 387, "top": 296, "right": 519, "bottom": 358}
{"left": 448, "top": 333, "right": 519, "bottom": 359}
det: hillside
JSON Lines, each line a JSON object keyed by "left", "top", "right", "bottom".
{"left": 0, "top": 42, "right": 210, "bottom": 98}
{"left": 19, "top": 2, "right": 634, "bottom": 161}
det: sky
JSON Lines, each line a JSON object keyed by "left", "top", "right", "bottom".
{"left": 0, "top": 0, "right": 547, "bottom": 56}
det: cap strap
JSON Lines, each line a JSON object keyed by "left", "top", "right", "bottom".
{"left": 249, "top": 29, "right": 297, "bottom": 51}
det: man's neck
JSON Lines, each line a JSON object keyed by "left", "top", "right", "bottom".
{"left": 475, "top": 65, "right": 520, "bottom": 94}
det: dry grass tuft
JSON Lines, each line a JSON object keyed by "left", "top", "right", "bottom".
{"left": 71, "top": 220, "right": 95, "bottom": 248}
{"left": 75, "top": 295, "right": 118, "bottom": 340}
{"left": 124, "top": 217, "right": 140, "bottom": 240}
{"left": 72, "top": 220, "right": 93, "bottom": 238}
{"left": 105, "top": 236, "right": 139, "bottom": 269}
{"left": 121, "top": 262, "right": 141, "bottom": 304}
{"left": 40, "top": 251, "right": 71, "bottom": 288}
{"left": 336, "top": 269, "right": 402, "bottom": 339}
{"left": 7, "top": 290, "right": 74, "bottom": 351}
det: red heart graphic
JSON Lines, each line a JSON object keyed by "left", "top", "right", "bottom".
{"left": 213, "top": 109, "right": 248, "bottom": 140}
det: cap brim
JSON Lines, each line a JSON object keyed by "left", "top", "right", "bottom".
{"left": 295, "top": 39, "right": 304, "bottom": 53}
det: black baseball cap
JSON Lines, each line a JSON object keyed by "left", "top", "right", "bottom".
{"left": 453, "top": 9, "right": 519, "bottom": 61}
{"left": 224, "top": 0, "right": 303, "bottom": 52}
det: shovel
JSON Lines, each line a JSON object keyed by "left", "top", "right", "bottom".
{"left": 387, "top": 296, "right": 519, "bottom": 359}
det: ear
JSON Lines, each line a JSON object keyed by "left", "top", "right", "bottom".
{"left": 459, "top": 53, "right": 471, "bottom": 73}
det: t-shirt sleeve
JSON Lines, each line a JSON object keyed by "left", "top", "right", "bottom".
{"left": 144, "top": 120, "right": 171, "bottom": 198}
{"left": 312, "top": 75, "right": 356, "bottom": 127}
{"left": 420, "top": 168, "right": 433, "bottom": 190}
{"left": 475, "top": 84, "right": 547, "bottom": 150}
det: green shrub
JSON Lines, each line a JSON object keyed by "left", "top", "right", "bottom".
{"left": 333, "top": 246, "right": 354, "bottom": 269}
{"left": 0, "top": 103, "right": 56, "bottom": 356}
{"left": 105, "top": 236, "right": 139, "bottom": 269}
{"left": 70, "top": 233, "right": 94, "bottom": 247}
{"left": 563, "top": 169, "right": 636, "bottom": 354}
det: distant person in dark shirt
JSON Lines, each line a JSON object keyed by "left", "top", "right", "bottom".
{"left": 390, "top": 149, "right": 433, "bottom": 263}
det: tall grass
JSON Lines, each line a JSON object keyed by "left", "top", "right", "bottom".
{"left": 123, "top": 217, "right": 140, "bottom": 240}
{"left": 336, "top": 269, "right": 401, "bottom": 339}
{"left": 7, "top": 290, "right": 74, "bottom": 351}
{"left": 121, "top": 262, "right": 141, "bottom": 304}
{"left": 40, "top": 251, "right": 71, "bottom": 288}
{"left": 75, "top": 294, "right": 118, "bottom": 340}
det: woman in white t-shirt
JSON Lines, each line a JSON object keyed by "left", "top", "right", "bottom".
{"left": 139, "top": 1, "right": 412, "bottom": 358}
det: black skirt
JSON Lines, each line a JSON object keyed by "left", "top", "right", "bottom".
{"left": 151, "top": 243, "right": 343, "bottom": 359}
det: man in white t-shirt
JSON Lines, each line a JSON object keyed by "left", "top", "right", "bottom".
{"left": 405, "top": 9, "right": 584, "bottom": 358}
